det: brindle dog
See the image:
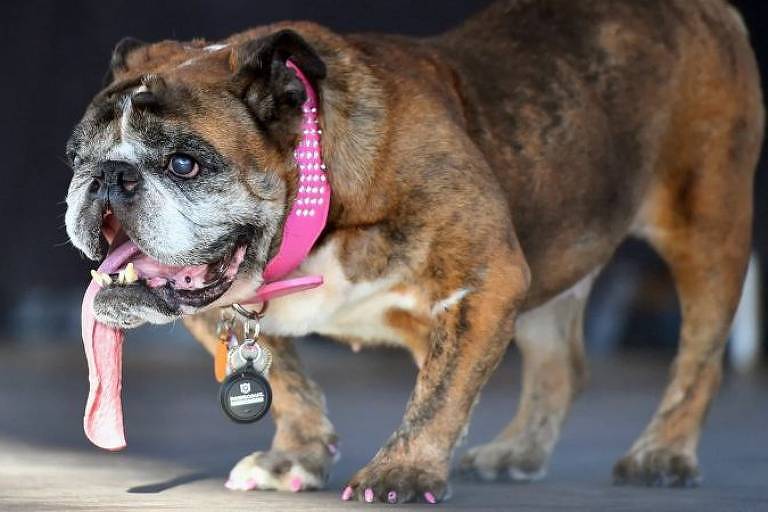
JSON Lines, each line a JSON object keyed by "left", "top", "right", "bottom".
{"left": 65, "top": 0, "right": 763, "bottom": 504}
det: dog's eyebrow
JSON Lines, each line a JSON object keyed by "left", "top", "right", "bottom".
{"left": 166, "top": 132, "right": 230, "bottom": 170}
{"left": 101, "top": 77, "right": 144, "bottom": 98}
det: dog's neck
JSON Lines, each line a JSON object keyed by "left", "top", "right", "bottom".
{"left": 242, "top": 48, "right": 390, "bottom": 304}
{"left": 309, "top": 43, "right": 389, "bottom": 229}
{"left": 241, "top": 60, "right": 331, "bottom": 304}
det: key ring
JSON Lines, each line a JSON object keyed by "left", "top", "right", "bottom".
{"left": 237, "top": 341, "right": 262, "bottom": 362}
{"left": 243, "top": 318, "right": 260, "bottom": 341}
{"left": 231, "top": 302, "right": 267, "bottom": 320}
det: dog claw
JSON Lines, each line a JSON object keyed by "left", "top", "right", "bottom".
{"left": 424, "top": 491, "right": 436, "bottom": 504}
{"left": 341, "top": 486, "right": 354, "bottom": 501}
{"left": 364, "top": 488, "right": 374, "bottom": 503}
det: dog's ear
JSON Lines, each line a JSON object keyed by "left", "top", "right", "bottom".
{"left": 103, "top": 37, "right": 146, "bottom": 86}
{"left": 230, "top": 30, "right": 326, "bottom": 142}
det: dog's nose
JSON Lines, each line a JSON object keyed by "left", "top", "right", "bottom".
{"left": 88, "top": 161, "right": 141, "bottom": 202}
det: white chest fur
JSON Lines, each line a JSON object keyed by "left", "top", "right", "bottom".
{"left": 259, "top": 241, "right": 424, "bottom": 346}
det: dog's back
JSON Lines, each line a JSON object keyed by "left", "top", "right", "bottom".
{"left": 428, "top": 0, "right": 763, "bottom": 305}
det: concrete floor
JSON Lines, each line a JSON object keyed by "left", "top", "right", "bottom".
{"left": 0, "top": 335, "right": 766, "bottom": 511}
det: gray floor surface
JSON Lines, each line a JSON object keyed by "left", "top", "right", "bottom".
{"left": 0, "top": 334, "right": 766, "bottom": 511}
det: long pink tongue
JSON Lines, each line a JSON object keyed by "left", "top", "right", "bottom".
{"left": 81, "top": 241, "right": 140, "bottom": 451}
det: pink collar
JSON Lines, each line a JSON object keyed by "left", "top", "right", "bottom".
{"left": 241, "top": 60, "right": 329, "bottom": 305}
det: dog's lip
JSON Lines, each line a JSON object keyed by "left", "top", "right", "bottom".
{"left": 96, "top": 218, "right": 248, "bottom": 311}
{"left": 97, "top": 242, "right": 247, "bottom": 311}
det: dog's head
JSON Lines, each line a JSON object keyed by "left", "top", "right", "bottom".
{"left": 65, "top": 29, "right": 327, "bottom": 328}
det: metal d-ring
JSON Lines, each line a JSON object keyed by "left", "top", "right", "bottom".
{"left": 231, "top": 302, "right": 266, "bottom": 342}
{"left": 231, "top": 302, "right": 267, "bottom": 319}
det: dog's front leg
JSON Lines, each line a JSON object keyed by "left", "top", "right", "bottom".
{"left": 186, "top": 312, "right": 338, "bottom": 492}
{"left": 343, "top": 244, "right": 530, "bottom": 504}
{"left": 225, "top": 334, "right": 338, "bottom": 492}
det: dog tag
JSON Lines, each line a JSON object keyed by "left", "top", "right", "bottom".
{"left": 228, "top": 340, "right": 272, "bottom": 375}
{"left": 219, "top": 361, "right": 272, "bottom": 423}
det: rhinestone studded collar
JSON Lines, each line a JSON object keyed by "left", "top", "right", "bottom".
{"left": 240, "top": 59, "right": 329, "bottom": 305}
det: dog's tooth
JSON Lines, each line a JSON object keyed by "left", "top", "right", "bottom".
{"left": 90, "top": 270, "right": 112, "bottom": 287}
{"left": 123, "top": 262, "right": 139, "bottom": 284}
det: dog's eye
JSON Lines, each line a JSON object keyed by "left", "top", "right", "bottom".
{"left": 167, "top": 154, "right": 199, "bottom": 178}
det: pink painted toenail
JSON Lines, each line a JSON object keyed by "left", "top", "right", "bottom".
{"left": 424, "top": 491, "right": 437, "bottom": 504}
{"left": 341, "top": 486, "right": 354, "bottom": 501}
{"left": 244, "top": 478, "right": 259, "bottom": 490}
{"left": 364, "top": 488, "right": 374, "bottom": 503}
{"left": 328, "top": 443, "right": 338, "bottom": 455}
{"left": 224, "top": 479, "right": 237, "bottom": 490}
{"left": 387, "top": 490, "right": 397, "bottom": 503}
{"left": 289, "top": 477, "right": 302, "bottom": 492}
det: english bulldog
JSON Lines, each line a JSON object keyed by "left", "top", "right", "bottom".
{"left": 64, "top": 0, "right": 763, "bottom": 504}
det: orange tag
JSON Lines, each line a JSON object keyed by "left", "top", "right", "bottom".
{"left": 214, "top": 340, "right": 228, "bottom": 383}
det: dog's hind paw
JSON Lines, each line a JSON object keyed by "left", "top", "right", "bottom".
{"left": 457, "top": 441, "right": 548, "bottom": 482}
{"left": 613, "top": 448, "right": 701, "bottom": 487}
{"left": 226, "top": 447, "right": 337, "bottom": 492}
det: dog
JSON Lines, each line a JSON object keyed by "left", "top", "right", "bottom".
{"left": 64, "top": 0, "right": 763, "bottom": 504}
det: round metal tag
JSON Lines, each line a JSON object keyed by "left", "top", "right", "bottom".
{"left": 219, "top": 366, "right": 272, "bottom": 423}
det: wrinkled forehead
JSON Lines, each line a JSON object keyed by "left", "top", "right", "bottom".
{"left": 70, "top": 42, "right": 260, "bottom": 163}
{"left": 112, "top": 38, "right": 237, "bottom": 85}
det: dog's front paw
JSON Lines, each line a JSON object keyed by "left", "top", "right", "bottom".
{"left": 613, "top": 447, "right": 700, "bottom": 487}
{"left": 226, "top": 447, "right": 337, "bottom": 492}
{"left": 341, "top": 461, "right": 449, "bottom": 504}
{"left": 457, "top": 440, "right": 548, "bottom": 482}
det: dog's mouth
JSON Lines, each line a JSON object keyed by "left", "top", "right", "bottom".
{"left": 81, "top": 213, "right": 251, "bottom": 451}
{"left": 93, "top": 212, "right": 248, "bottom": 316}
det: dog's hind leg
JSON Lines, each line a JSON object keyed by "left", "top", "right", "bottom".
{"left": 459, "top": 273, "right": 594, "bottom": 481}
{"left": 614, "top": 187, "right": 754, "bottom": 486}
{"left": 614, "top": 173, "right": 755, "bottom": 486}
{"left": 614, "top": 42, "right": 762, "bottom": 484}
{"left": 184, "top": 314, "right": 338, "bottom": 492}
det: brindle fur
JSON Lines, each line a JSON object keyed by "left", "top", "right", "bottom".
{"left": 71, "top": 0, "right": 762, "bottom": 503}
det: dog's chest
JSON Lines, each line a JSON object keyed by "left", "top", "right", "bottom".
{"left": 259, "top": 241, "right": 426, "bottom": 346}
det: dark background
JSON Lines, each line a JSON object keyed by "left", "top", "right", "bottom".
{"left": 0, "top": 0, "right": 765, "bottom": 355}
